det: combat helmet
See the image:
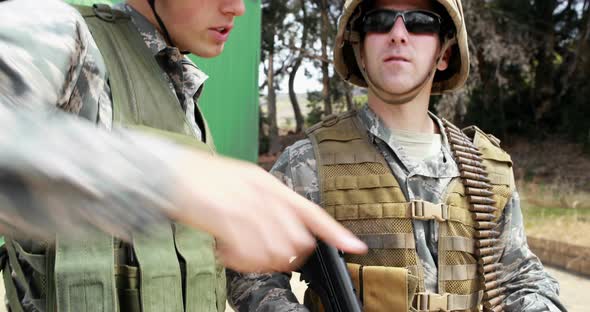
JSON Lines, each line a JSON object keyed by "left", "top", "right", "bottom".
{"left": 334, "top": 0, "right": 470, "bottom": 102}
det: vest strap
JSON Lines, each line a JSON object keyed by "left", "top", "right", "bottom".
{"left": 2, "top": 264, "right": 25, "bottom": 312}
{"left": 173, "top": 224, "right": 218, "bottom": 312}
{"left": 54, "top": 233, "right": 117, "bottom": 312}
{"left": 439, "top": 236, "right": 475, "bottom": 254}
{"left": 132, "top": 225, "right": 183, "bottom": 312}
{"left": 413, "top": 291, "right": 483, "bottom": 311}
{"left": 439, "top": 264, "right": 478, "bottom": 281}
{"left": 328, "top": 200, "right": 473, "bottom": 225}
{"left": 357, "top": 233, "right": 416, "bottom": 249}
{"left": 4, "top": 240, "right": 32, "bottom": 296}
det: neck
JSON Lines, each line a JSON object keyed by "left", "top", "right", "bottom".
{"left": 367, "top": 83, "right": 437, "bottom": 134}
{"left": 126, "top": 0, "right": 165, "bottom": 38}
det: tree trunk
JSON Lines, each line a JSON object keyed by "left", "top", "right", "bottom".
{"left": 344, "top": 82, "right": 354, "bottom": 111}
{"left": 287, "top": 0, "right": 308, "bottom": 133}
{"left": 288, "top": 60, "right": 305, "bottom": 133}
{"left": 532, "top": 0, "right": 558, "bottom": 123}
{"left": 320, "top": 0, "right": 332, "bottom": 116}
{"left": 558, "top": 1, "right": 590, "bottom": 98}
{"left": 267, "top": 40, "right": 281, "bottom": 154}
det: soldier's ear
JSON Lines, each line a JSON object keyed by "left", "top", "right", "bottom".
{"left": 437, "top": 47, "right": 452, "bottom": 71}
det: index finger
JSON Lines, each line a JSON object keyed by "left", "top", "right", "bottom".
{"left": 282, "top": 187, "right": 368, "bottom": 255}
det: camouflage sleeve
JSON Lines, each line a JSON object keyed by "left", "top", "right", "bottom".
{"left": 227, "top": 142, "right": 317, "bottom": 312}
{"left": 0, "top": 0, "right": 185, "bottom": 240}
{"left": 0, "top": 105, "right": 185, "bottom": 240}
{"left": 499, "top": 191, "right": 567, "bottom": 311}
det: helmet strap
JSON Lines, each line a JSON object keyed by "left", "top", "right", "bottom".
{"left": 147, "top": 0, "right": 191, "bottom": 54}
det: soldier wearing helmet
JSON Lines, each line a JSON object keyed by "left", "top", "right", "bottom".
{"left": 0, "top": 0, "right": 368, "bottom": 311}
{"left": 227, "top": 0, "right": 565, "bottom": 311}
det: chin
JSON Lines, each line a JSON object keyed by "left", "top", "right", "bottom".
{"left": 192, "top": 45, "right": 225, "bottom": 58}
{"left": 378, "top": 79, "right": 415, "bottom": 94}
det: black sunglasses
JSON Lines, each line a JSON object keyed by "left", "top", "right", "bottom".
{"left": 362, "top": 9, "right": 442, "bottom": 34}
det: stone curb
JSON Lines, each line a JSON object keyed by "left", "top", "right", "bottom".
{"left": 528, "top": 236, "right": 590, "bottom": 277}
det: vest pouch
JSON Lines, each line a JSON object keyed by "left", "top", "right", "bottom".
{"left": 174, "top": 224, "right": 220, "bottom": 312}
{"left": 115, "top": 265, "right": 140, "bottom": 312}
{"left": 347, "top": 264, "right": 418, "bottom": 312}
{"left": 303, "top": 264, "right": 419, "bottom": 312}
{"left": 55, "top": 233, "right": 117, "bottom": 312}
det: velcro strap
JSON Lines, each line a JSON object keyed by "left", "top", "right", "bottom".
{"left": 320, "top": 152, "right": 382, "bottom": 165}
{"left": 315, "top": 127, "right": 363, "bottom": 142}
{"left": 413, "top": 291, "right": 483, "bottom": 311}
{"left": 327, "top": 201, "right": 473, "bottom": 225}
{"left": 439, "top": 264, "right": 478, "bottom": 281}
{"left": 440, "top": 236, "right": 475, "bottom": 254}
{"left": 357, "top": 233, "right": 415, "bottom": 249}
{"left": 324, "top": 175, "right": 397, "bottom": 191}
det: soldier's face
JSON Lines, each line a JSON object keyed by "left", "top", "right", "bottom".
{"left": 157, "top": 0, "right": 246, "bottom": 58}
{"left": 361, "top": 0, "right": 449, "bottom": 96}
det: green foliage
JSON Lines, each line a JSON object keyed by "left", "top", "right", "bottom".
{"left": 305, "top": 91, "right": 325, "bottom": 126}
{"left": 453, "top": 0, "right": 590, "bottom": 150}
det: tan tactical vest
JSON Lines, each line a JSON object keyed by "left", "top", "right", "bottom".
{"left": 304, "top": 111, "right": 515, "bottom": 312}
{"left": 0, "top": 5, "right": 225, "bottom": 312}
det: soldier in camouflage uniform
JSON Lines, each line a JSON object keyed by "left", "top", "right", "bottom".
{"left": 0, "top": 0, "right": 367, "bottom": 311}
{"left": 227, "top": 0, "right": 566, "bottom": 311}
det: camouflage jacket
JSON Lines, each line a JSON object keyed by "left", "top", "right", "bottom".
{"left": 227, "top": 105, "right": 566, "bottom": 312}
{"left": 0, "top": 0, "right": 207, "bottom": 240}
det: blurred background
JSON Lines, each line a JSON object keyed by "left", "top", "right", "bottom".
{"left": 3, "top": 0, "right": 588, "bottom": 311}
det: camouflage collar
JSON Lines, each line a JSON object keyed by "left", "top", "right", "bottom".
{"left": 357, "top": 104, "right": 458, "bottom": 178}
{"left": 115, "top": 3, "right": 208, "bottom": 96}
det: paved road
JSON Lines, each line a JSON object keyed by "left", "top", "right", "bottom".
{"left": 0, "top": 266, "right": 583, "bottom": 311}
{"left": 545, "top": 266, "right": 588, "bottom": 312}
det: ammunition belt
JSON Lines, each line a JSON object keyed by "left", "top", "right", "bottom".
{"left": 442, "top": 120, "right": 506, "bottom": 312}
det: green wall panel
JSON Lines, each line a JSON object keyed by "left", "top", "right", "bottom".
{"left": 66, "top": 0, "right": 261, "bottom": 162}
{"left": 190, "top": 0, "right": 261, "bottom": 163}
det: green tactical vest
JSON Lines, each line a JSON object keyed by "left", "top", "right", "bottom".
{"left": 1, "top": 4, "right": 225, "bottom": 312}
{"left": 304, "top": 111, "right": 515, "bottom": 312}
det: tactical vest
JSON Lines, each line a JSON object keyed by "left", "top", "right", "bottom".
{"left": 304, "top": 111, "right": 515, "bottom": 312}
{"left": 1, "top": 5, "right": 225, "bottom": 312}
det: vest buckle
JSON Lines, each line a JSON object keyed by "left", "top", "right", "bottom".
{"left": 413, "top": 292, "right": 449, "bottom": 311}
{"left": 93, "top": 4, "right": 116, "bottom": 22}
{"left": 410, "top": 200, "right": 448, "bottom": 222}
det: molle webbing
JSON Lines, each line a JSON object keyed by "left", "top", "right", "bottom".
{"left": 307, "top": 111, "right": 514, "bottom": 312}
{"left": 442, "top": 120, "right": 511, "bottom": 312}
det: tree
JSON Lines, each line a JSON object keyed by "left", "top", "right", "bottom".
{"left": 260, "top": 0, "right": 290, "bottom": 154}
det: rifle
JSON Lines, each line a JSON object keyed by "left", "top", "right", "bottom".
{"left": 298, "top": 240, "right": 363, "bottom": 312}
